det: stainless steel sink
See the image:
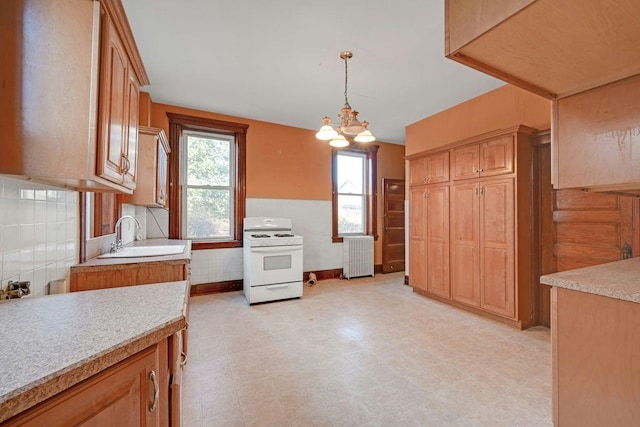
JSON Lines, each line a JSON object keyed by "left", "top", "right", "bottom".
{"left": 97, "top": 245, "right": 185, "bottom": 259}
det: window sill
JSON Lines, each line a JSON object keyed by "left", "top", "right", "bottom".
{"left": 192, "top": 240, "right": 242, "bottom": 250}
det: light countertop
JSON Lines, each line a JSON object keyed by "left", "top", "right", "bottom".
{"left": 72, "top": 238, "right": 191, "bottom": 271}
{"left": 0, "top": 281, "right": 189, "bottom": 423}
{"left": 540, "top": 257, "right": 640, "bottom": 304}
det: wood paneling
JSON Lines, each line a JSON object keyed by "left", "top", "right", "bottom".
{"left": 553, "top": 189, "right": 638, "bottom": 271}
{"left": 409, "top": 187, "right": 427, "bottom": 291}
{"left": 553, "top": 287, "right": 640, "bottom": 426}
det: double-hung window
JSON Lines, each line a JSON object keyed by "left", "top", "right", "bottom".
{"left": 332, "top": 145, "right": 378, "bottom": 242}
{"left": 168, "top": 113, "right": 247, "bottom": 249}
{"left": 182, "top": 130, "right": 234, "bottom": 240}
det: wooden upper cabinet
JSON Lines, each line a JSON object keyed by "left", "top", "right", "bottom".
{"left": 0, "top": 0, "right": 149, "bottom": 193}
{"left": 122, "top": 126, "right": 171, "bottom": 207}
{"left": 409, "top": 152, "right": 449, "bottom": 186}
{"left": 445, "top": 0, "right": 640, "bottom": 99}
{"left": 479, "top": 135, "right": 514, "bottom": 177}
{"left": 451, "top": 145, "right": 479, "bottom": 181}
{"left": 452, "top": 135, "right": 514, "bottom": 180}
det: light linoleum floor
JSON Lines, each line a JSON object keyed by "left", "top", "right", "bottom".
{"left": 184, "top": 272, "right": 552, "bottom": 427}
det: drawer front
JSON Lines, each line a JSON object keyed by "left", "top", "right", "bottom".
{"left": 246, "top": 281, "right": 303, "bottom": 304}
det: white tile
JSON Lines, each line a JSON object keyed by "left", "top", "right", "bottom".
{"left": 20, "top": 248, "right": 34, "bottom": 273}
{"left": 19, "top": 224, "right": 35, "bottom": 248}
{"left": 2, "top": 250, "right": 21, "bottom": 279}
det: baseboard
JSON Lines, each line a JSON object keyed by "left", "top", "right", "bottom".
{"left": 192, "top": 264, "right": 387, "bottom": 297}
{"left": 412, "top": 287, "right": 524, "bottom": 330}
{"left": 190, "top": 280, "right": 242, "bottom": 296}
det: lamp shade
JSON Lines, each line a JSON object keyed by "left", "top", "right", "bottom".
{"left": 342, "top": 118, "right": 365, "bottom": 136}
{"left": 329, "top": 135, "right": 349, "bottom": 147}
{"left": 316, "top": 125, "right": 338, "bottom": 140}
{"left": 354, "top": 130, "right": 375, "bottom": 143}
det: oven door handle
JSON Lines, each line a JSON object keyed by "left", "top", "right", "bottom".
{"left": 250, "top": 246, "right": 303, "bottom": 253}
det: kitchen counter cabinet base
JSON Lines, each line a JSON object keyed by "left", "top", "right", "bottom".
{"left": 552, "top": 287, "right": 640, "bottom": 426}
{"left": 4, "top": 343, "right": 166, "bottom": 427}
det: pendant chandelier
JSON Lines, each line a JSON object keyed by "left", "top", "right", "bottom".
{"left": 315, "top": 51, "right": 376, "bottom": 147}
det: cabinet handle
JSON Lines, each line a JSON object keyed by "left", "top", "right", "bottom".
{"left": 479, "top": 168, "right": 484, "bottom": 173}
{"left": 423, "top": 177, "right": 427, "bottom": 183}
{"left": 475, "top": 186, "right": 478, "bottom": 195}
{"left": 480, "top": 186, "right": 484, "bottom": 195}
{"left": 426, "top": 177, "right": 431, "bottom": 183}
{"left": 121, "top": 155, "right": 130, "bottom": 174}
{"left": 149, "top": 370, "right": 159, "bottom": 412}
{"left": 180, "top": 351, "right": 188, "bottom": 367}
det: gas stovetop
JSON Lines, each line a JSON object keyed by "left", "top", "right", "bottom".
{"left": 243, "top": 217, "right": 303, "bottom": 247}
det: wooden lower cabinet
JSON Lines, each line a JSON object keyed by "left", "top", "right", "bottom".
{"left": 409, "top": 185, "right": 450, "bottom": 297}
{"left": 451, "top": 181, "right": 480, "bottom": 306}
{"left": 5, "top": 343, "right": 169, "bottom": 427}
{"left": 451, "top": 177, "right": 515, "bottom": 318}
{"left": 70, "top": 262, "right": 190, "bottom": 292}
{"left": 552, "top": 287, "right": 640, "bottom": 426}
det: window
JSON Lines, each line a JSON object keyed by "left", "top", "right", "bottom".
{"left": 182, "top": 130, "right": 234, "bottom": 240}
{"left": 332, "top": 145, "right": 378, "bottom": 242}
{"left": 168, "top": 113, "right": 248, "bottom": 249}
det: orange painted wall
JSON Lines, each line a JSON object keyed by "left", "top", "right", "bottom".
{"left": 149, "top": 101, "right": 406, "bottom": 265}
{"left": 405, "top": 84, "right": 551, "bottom": 156}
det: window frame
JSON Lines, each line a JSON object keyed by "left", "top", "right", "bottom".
{"left": 331, "top": 143, "right": 379, "bottom": 243}
{"left": 181, "top": 129, "right": 236, "bottom": 241}
{"left": 168, "top": 112, "right": 248, "bottom": 249}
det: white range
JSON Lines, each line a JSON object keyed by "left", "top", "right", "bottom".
{"left": 243, "top": 217, "right": 304, "bottom": 304}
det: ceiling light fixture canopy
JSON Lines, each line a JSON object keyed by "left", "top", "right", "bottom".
{"left": 316, "top": 51, "right": 376, "bottom": 147}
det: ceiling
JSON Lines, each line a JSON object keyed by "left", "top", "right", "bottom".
{"left": 121, "top": 0, "right": 504, "bottom": 145}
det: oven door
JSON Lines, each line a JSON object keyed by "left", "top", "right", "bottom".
{"left": 248, "top": 245, "right": 303, "bottom": 286}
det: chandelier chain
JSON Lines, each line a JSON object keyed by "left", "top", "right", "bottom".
{"left": 343, "top": 55, "right": 350, "bottom": 108}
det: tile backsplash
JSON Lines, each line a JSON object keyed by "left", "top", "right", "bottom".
{"left": 0, "top": 176, "right": 78, "bottom": 297}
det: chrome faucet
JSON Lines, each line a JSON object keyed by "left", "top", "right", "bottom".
{"left": 111, "top": 215, "right": 141, "bottom": 252}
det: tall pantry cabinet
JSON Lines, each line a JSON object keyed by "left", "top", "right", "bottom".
{"left": 408, "top": 125, "right": 537, "bottom": 329}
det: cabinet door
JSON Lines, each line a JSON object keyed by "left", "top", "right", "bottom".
{"left": 451, "top": 182, "right": 480, "bottom": 306}
{"left": 97, "top": 11, "right": 128, "bottom": 185}
{"left": 425, "top": 185, "right": 450, "bottom": 298}
{"left": 409, "top": 158, "right": 426, "bottom": 186}
{"left": 451, "top": 145, "right": 479, "bottom": 181}
{"left": 156, "top": 135, "right": 169, "bottom": 207}
{"left": 425, "top": 152, "right": 450, "bottom": 183}
{"left": 6, "top": 345, "right": 161, "bottom": 427}
{"left": 409, "top": 187, "right": 427, "bottom": 291}
{"left": 479, "top": 136, "right": 514, "bottom": 177}
{"left": 122, "top": 70, "right": 140, "bottom": 189}
{"left": 480, "top": 178, "right": 515, "bottom": 318}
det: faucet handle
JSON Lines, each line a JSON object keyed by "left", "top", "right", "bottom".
{"left": 110, "top": 242, "right": 118, "bottom": 253}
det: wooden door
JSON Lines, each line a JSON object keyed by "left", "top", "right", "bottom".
{"left": 479, "top": 178, "right": 515, "bottom": 318}
{"left": 479, "top": 135, "right": 514, "bottom": 177}
{"left": 451, "top": 181, "right": 480, "bottom": 306}
{"left": 409, "top": 187, "right": 426, "bottom": 290}
{"left": 382, "top": 178, "right": 406, "bottom": 273}
{"left": 97, "top": 12, "right": 127, "bottom": 184}
{"left": 426, "top": 185, "right": 450, "bottom": 298}
{"left": 534, "top": 141, "right": 554, "bottom": 327}
{"left": 425, "top": 152, "right": 450, "bottom": 183}
{"left": 451, "top": 145, "right": 479, "bottom": 180}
